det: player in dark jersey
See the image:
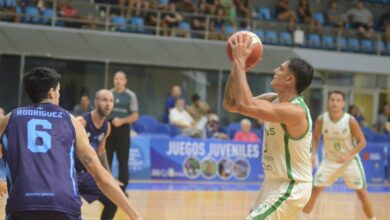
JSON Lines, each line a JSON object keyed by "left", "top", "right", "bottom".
{"left": 76, "top": 89, "right": 121, "bottom": 220}
{"left": 0, "top": 67, "right": 142, "bottom": 220}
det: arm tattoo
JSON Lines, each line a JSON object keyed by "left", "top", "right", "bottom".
{"left": 98, "top": 151, "right": 111, "bottom": 172}
{"left": 82, "top": 155, "right": 92, "bottom": 166}
{"left": 224, "top": 74, "right": 235, "bottom": 106}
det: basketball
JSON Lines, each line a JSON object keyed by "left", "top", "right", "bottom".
{"left": 226, "top": 31, "right": 263, "bottom": 69}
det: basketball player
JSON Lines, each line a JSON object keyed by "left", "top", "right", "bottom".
{"left": 76, "top": 89, "right": 121, "bottom": 220}
{"left": 224, "top": 34, "right": 314, "bottom": 220}
{"left": 301, "top": 91, "right": 376, "bottom": 220}
{"left": 0, "top": 67, "right": 142, "bottom": 220}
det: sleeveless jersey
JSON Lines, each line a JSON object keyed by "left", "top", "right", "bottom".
{"left": 321, "top": 112, "right": 355, "bottom": 161}
{"left": 75, "top": 112, "right": 108, "bottom": 172}
{"left": 0, "top": 103, "right": 81, "bottom": 215}
{"left": 262, "top": 96, "right": 313, "bottom": 182}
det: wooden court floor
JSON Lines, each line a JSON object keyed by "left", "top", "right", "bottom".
{"left": 1, "top": 189, "right": 388, "bottom": 220}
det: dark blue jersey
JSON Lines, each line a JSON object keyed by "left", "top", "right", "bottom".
{"left": 0, "top": 103, "right": 82, "bottom": 216}
{"left": 75, "top": 112, "right": 108, "bottom": 173}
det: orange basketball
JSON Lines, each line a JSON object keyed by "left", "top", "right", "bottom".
{"left": 226, "top": 31, "right": 263, "bottom": 70}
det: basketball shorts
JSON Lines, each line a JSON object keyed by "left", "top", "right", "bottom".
{"left": 77, "top": 171, "right": 105, "bottom": 203}
{"left": 246, "top": 179, "right": 312, "bottom": 220}
{"left": 7, "top": 211, "right": 81, "bottom": 220}
{"left": 313, "top": 157, "right": 367, "bottom": 190}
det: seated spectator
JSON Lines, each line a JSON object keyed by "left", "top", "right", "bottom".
{"left": 163, "top": 85, "right": 182, "bottom": 123}
{"left": 348, "top": 105, "right": 366, "bottom": 127}
{"left": 187, "top": 93, "right": 209, "bottom": 129}
{"left": 296, "top": 0, "right": 320, "bottom": 32}
{"left": 119, "top": 0, "right": 142, "bottom": 17}
{"left": 174, "top": 0, "right": 196, "bottom": 13}
{"left": 326, "top": 0, "right": 343, "bottom": 28}
{"left": 169, "top": 98, "right": 205, "bottom": 138}
{"left": 143, "top": 0, "right": 158, "bottom": 28}
{"left": 72, "top": 94, "right": 93, "bottom": 116}
{"left": 233, "top": 118, "right": 260, "bottom": 142}
{"left": 275, "top": 0, "right": 296, "bottom": 28}
{"left": 191, "top": 2, "right": 208, "bottom": 33}
{"left": 234, "top": 0, "right": 250, "bottom": 28}
{"left": 378, "top": 9, "right": 390, "bottom": 42}
{"left": 206, "top": 113, "right": 229, "bottom": 140}
{"left": 376, "top": 104, "right": 390, "bottom": 133}
{"left": 161, "top": 3, "right": 184, "bottom": 36}
{"left": 210, "top": 6, "right": 227, "bottom": 40}
{"left": 345, "top": 1, "right": 373, "bottom": 38}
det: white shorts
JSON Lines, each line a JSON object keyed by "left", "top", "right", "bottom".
{"left": 246, "top": 180, "right": 312, "bottom": 220}
{"left": 313, "top": 157, "right": 367, "bottom": 190}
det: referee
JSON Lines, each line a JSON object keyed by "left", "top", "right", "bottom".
{"left": 107, "top": 71, "right": 139, "bottom": 192}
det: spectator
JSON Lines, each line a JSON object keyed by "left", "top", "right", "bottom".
{"left": 275, "top": 0, "right": 296, "bottom": 28}
{"left": 143, "top": 0, "right": 158, "bottom": 28}
{"left": 119, "top": 0, "right": 143, "bottom": 17}
{"left": 348, "top": 105, "right": 366, "bottom": 127}
{"left": 161, "top": 3, "right": 184, "bottom": 36}
{"left": 174, "top": 0, "right": 196, "bottom": 13}
{"left": 72, "top": 94, "right": 94, "bottom": 116}
{"left": 163, "top": 85, "right": 182, "bottom": 123}
{"left": 377, "top": 104, "right": 390, "bottom": 133}
{"left": 206, "top": 113, "right": 229, "bottom": 140}
{"left": 187, "top": 93, "right": 209, "bottom": 130}
{"left": 296, "top": 0, "right": 320, "bottom": 32}
{"left": 210, "top": 6, "right": 227, "bottom": 40}
{"left": 106, "top": 71, "right": 139, "bottom": 192}
{"left": 326, "top": 0, "right": 343, "bottom": 28}
{"left": 345, "top": 1, "right": 373, "bottom": 38}
{"left": 234, "top": 0, "right": 250, "bottom": 28}
{"left": 378, "top": 9, "right": 390, "bottom": 42}
{"left": 169, "top": 98, "right": 204, "bottom": 138}
{"left": 191, "top": 2, "right": 208, "bottom": 35}
{"left": 233, "top": 118, "right": 260, "bottom": 142}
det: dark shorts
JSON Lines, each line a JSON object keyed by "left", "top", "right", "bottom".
{"left": 77, "top": 171, "right": 105, "bottom": 203}
{"left": 352, "top": 22, "right": 371, "bottom": 31}
{"left": 7, "top": 211, "right": 81, "bottom": 220}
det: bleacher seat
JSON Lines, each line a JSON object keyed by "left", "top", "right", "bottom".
{"left": 307, "top": 34, "right": 321, "bottom": 48}
{"left": 134, "top": 115, "right": 160, "bottom": 133}
{"left": 313, "top": 13, "right": 325, "bottom": 25}
{"left": 336, "top": 37, "right": 347, "bottom": 50}
{"left": 254, "top": 29, "right": 265, "bottom": 39}
{"left": 347, "top": 38, "right": 360, "bottom": 51}
{"left": 362, "top": 127, "right": 375, "bottom": 142}
{"left": 111, "top": 16, "right": 128, "bottom": 32}
{"left": 227, "top": 122, "right": 240, "bottom": 139}
{"left": 322, "top": 35, "right": 335, "bottom": 49}
{"left": 373, "top": 133, "right": 390, "bottom": 143}
{"left": 130, "top": 16, "right": 145, "bottom": 33}
{"left": 224, "top": 25, "right": 235, "bottom": 35}
{"left": 42, "top": 8, "right": 54, "bottom": 25}
{"left": 259, "top": 7, "right": 272, "bottom": 20}
{"left": 386, "top": 41, "right": 390, "bottom": 54}
{"left": 157, "top": 123, "right": 171, "bottom": 136}
{"left": 25, "top": 6, "right": 40, "bottom": 24}
{"left": 279, "top": 32, "right": 292, "bottom": 45}
{"left": 375, "top": 40, "right": 385, "bottom": 54}
{"left": 178, "top": 21, "right": 190, "bottom": 31}
{"left": 264, "top": 30, "right": 278, "bottom": 44}
{"left": 361, "top": 39, "right": 374, "bottom": 53}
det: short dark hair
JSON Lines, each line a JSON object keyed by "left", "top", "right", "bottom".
{"left": 287, "top": 57, "right": 314, "bottom": 94}
{"left": 23, "top": 67, "right": 61, "bottom": 103}
{"left": 191, "top": 93, "right": 200, "bottom": 103}
{"left": 328, "top": 90, "right": 345, "bottom": 100}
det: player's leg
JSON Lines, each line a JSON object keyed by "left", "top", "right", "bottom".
{"left": 301, "top": 159, "right": 342, "bottom": 218}
{"left": 99, "top": 196, "right": 118, "bottom": 220}
{"left": 117, "top": 124, "right": 130, "bottom": 191}
{"left": 343, "top": 157, "right": 375, "bottom": 219}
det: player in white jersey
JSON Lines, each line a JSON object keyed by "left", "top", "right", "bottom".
{"left": 224, "top": 34, "right": 314, "bottom": 220}
{"left": 301, "top": 91, "right": 376, "bottom": 220}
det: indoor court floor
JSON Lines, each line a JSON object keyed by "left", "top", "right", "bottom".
{"left": 0, "top": 181, "right": 389, "bottom": 220}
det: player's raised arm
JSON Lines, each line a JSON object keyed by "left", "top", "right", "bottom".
{"left": 71, "top": 116, "right": 142, "bottom": 220}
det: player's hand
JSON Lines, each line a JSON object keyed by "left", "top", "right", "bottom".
{"left": 229, "top": 33, "right": 256, "bottom": 67}
{"left": 111, "top": 117, "right": 123, "bottom": 127}
{"left": 336, "top": 154, "right": 351, "bottom": 164}
{"left": 0, "top": 180, "right": 7, "bottom": 197}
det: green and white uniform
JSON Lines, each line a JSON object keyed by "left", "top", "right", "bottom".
{"left": 247, "top": 96, "right": 313, "bottom": 220}
{"left": 313, "top": 112, "right": 367, "bottom": 190}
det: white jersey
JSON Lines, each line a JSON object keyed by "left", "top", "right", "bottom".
{"left": 322, "top": 112, "right": 355, "bottom": 161}
{"left": 262, "top": 96, "right": 313, "bottom": 182}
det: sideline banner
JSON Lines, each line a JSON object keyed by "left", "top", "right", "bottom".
{"left": 360, "top": 146, "right": 386, "bottom": 184}
{"left": 150, "top": 138, "right": 264, "bottom": 181}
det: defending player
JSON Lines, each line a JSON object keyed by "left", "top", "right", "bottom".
{"left": 301, "top": 91, "right": 376, "bottom": 220}
{"left": 76, "top": 89, "right": 121, "bottom": 220}
{"left": 0, "top": 67, "right": 142, "bottom": 220}
{"left": 224, "top": 34, "right": 314, "bottom": 219}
